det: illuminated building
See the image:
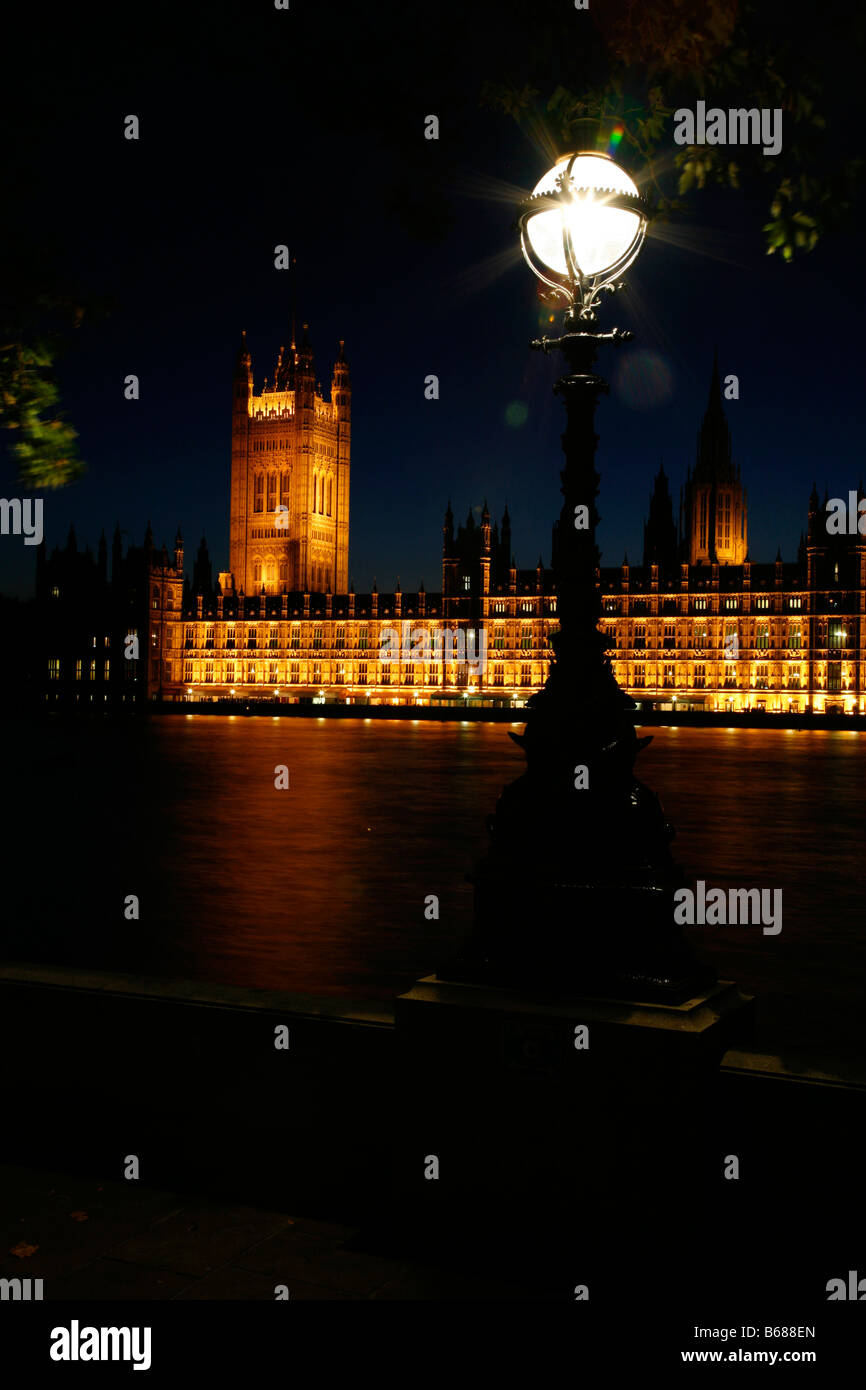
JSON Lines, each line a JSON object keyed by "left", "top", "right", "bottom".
{"left": 228, "top": 327, "right": 350, "bottom": 598}
{"left": 34, "top": 346, "right": 866, "bottom": 715}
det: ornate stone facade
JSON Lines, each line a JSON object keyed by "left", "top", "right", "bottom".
{"left": 229, "top": 327, "right": 350, "bottom": 598}
{"left": 34, "top": 348, "right": 866, "bottom": 715}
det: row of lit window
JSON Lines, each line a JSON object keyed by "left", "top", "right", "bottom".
{"left": 620, "top": 633, "right": 804, "bottom": 651}
{"left": 628, "top": 663, "right": 806, "bottom": 690}
{"left": 490, "top": 600, "right": 555, "bottom": 613}
{"left": 250, "top": 475, "right": 334, "bottom": 516}
{"left": 182, "top": 624, "right": 549, "bottom": 644}
{"left": 181, "top": 662, "right": 538, "bottom": 686}
{"left": 603, "top": 596, "right": 805, "bottom": 613}
{"left": 48, "top": 659, "right": 136, "bottom": 681}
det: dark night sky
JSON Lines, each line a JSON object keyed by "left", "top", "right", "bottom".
{"left": 1, "top": 0, "right": 863, "bottom": 598}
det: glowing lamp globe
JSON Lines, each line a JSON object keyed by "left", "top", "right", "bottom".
{"left": 518, "top": 152, "right": 647, "bottom": 310}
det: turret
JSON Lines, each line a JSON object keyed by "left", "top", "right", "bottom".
{"left": 274, "top": 338, "right": 295, "bottom": 392}
{"left": 643, "top": 460, "right": 678, "bottom": 574}
{"left": 480, "top": 501, "right": 491, "bottom": 597}
{"left": 442, "top": 500, "right": 458, "bottom": 604}
{"left": 296, "top": 323, "right": 315, "bottom": 407}
{"left": 443, "top": 500, "right": 454, "bottom": 552}
{"left": 192, "top": 533, "right": 213, "bottom": 600}
{"left": 807, "top": 482, "right": 821, "bottom": 543}
{"left": 332, "top": 337, "right": 351, "bottom": 594}
{"left": 233, "top": 330, "right": 253, "bottom": 409}
{"left": 499, "top": 504, "right": 512, "bottom": 584}
{"left": 229, "top": 332, "right": 253, "bottom": 597}
{"left": 332, "top": 339, "right": 351, "bottom": 418}
{"left": 682, "top": 352, "right": 747, "bottom": 565}
{"left": 111, "top": 523, "right": 123, "bottom": 585}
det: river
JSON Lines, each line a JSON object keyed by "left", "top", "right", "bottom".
{"left": 5, "top": 716, "right": 863, "bottom": 1062}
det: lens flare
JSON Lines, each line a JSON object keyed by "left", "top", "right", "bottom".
{"left": 505, "top": 401, "right": 529, "bottom": 428}
{"left": 613, "top": 350, "right": 676, "bottom": 410}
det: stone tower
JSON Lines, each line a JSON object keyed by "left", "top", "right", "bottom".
{"left": 228, "top": 326, "right": 350, "bottom": 595}
{"left": 442, "top": 502, "right": 495, "bottom": 619}
{"left": 642, "top": 461, "right": 678, "bottom": 576}
{"left": 681, "top": 353, "right": 747, "bottom": 566}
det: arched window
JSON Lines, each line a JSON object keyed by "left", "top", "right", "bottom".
{"left": 279, "top": 559, "right": 287, "bottom": 583}
{"left": 268, "top": 473, "right": 277, "bottom": 511}
{"left": 253, "top": 558, "right": 262, "bottom": 584}
{"left": 327, "top": 478, "right": 332, "bottom": 516}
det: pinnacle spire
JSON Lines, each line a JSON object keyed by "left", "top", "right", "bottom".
{"left": 236, "top": 330, "right": 251, "bottom": 372}
{"left": 710, "top": 346, "right": 720, "bottom": 395}
{"left": 694, "top": 349, "right": 733, "bottom": 483}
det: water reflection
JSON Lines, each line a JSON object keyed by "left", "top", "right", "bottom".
{"left": 4, "top": 716, "right": 864, "bottom": 1058}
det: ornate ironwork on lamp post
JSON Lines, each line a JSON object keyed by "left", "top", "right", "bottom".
{"left": 451, "top": 152, "right": 715, "bottom": 1001}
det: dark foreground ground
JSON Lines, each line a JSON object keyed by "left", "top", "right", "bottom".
{"left": 0, "top": 1162, "right": 532, "bottom": 1302}
{"left": 1, "top": 968, "right": 864, "bottom": 1315}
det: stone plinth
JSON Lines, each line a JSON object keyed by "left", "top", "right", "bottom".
{"left": 394, "top": 975, "right": 755, "bottom": 1225}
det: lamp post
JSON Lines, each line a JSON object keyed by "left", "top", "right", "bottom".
{"left": 453, "top": 152, "right": 714, "bottom": 1001}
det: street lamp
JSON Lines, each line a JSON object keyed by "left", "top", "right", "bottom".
{"left": 519, "top": 153, "right": 647, "bottom": 321}
{"left": 451, "top": 151, "right": 714, "bottom": 1002}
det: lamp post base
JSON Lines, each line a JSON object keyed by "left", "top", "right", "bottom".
{"left": 395, "top": 974, "right": 755, "bottom": 1213}
{"left": 443, "top": 881, "right": 716, "bottom": 1005}
{"left": 440, "top": 953, "right": 717, "bottom": 1007}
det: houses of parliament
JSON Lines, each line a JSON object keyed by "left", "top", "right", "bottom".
{"left": 31, "top": 329, "right": 866, "bottom": 715}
